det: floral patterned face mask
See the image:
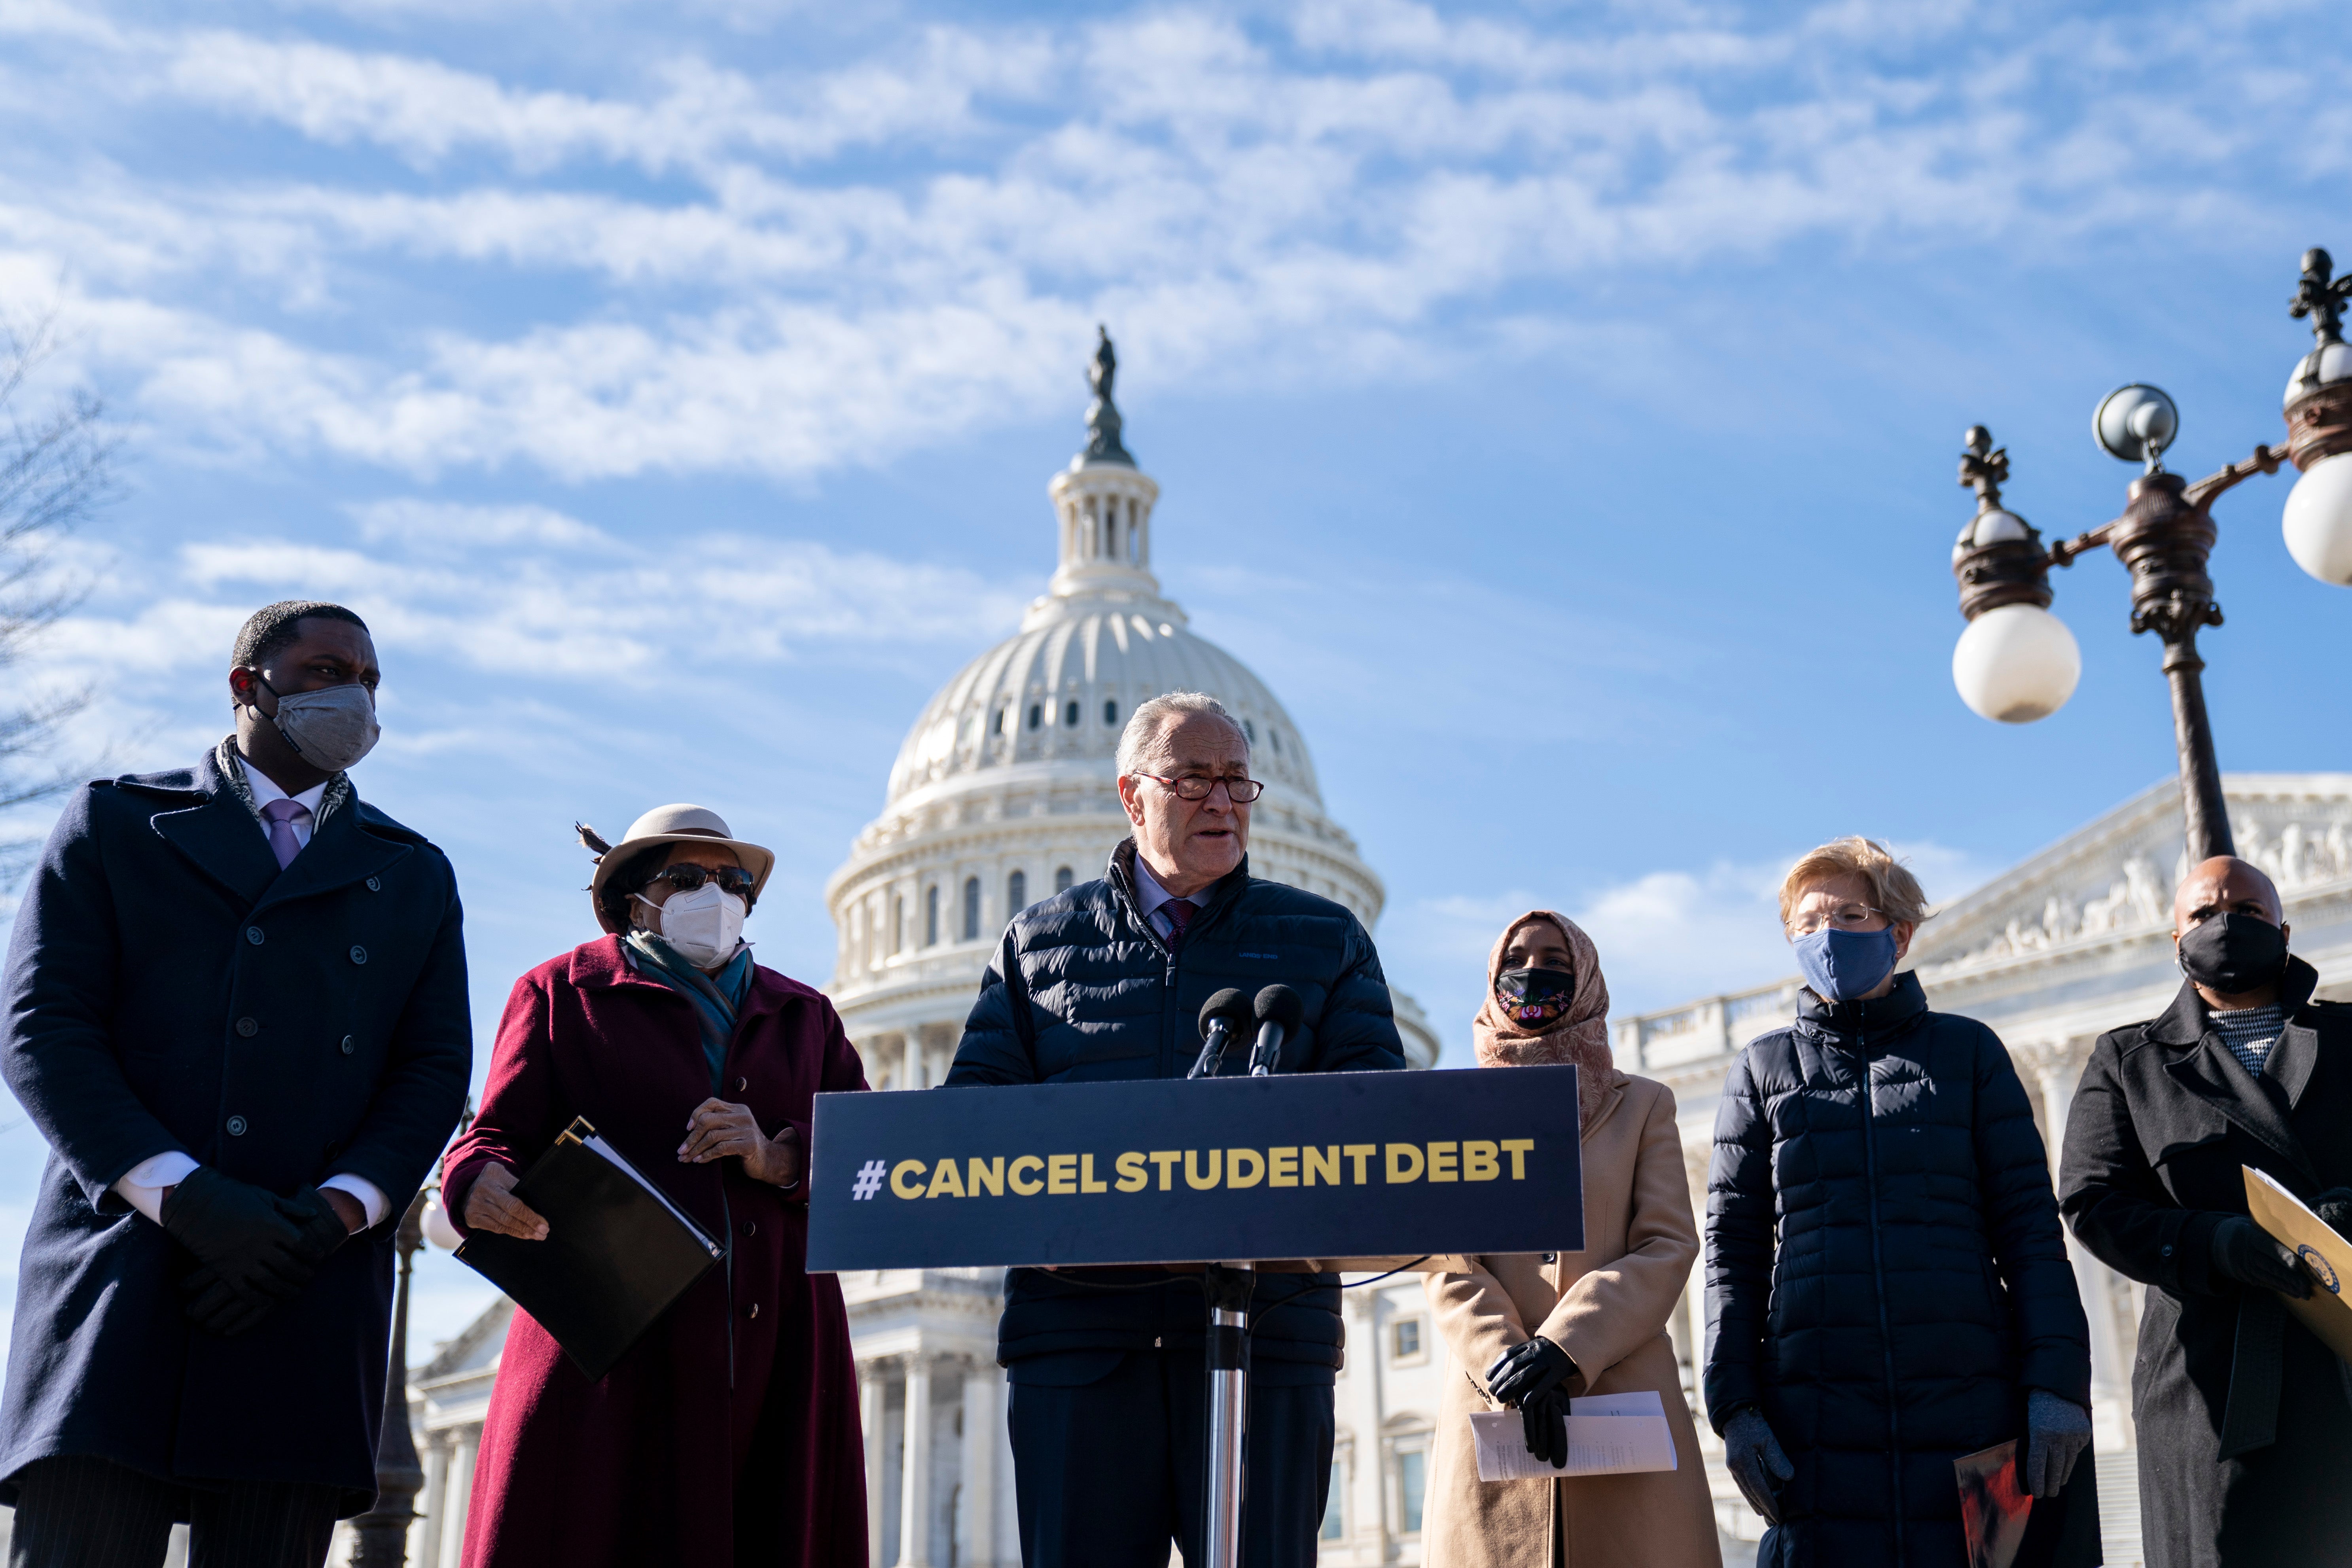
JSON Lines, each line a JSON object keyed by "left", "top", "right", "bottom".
{"left": 1494, "top": 965, "right": 1577, "bottom": 1029}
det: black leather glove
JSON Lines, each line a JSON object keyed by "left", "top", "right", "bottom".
{"left": 2311, "top": 1187, "right": 2352, "bottom": 1238}
{"left": 2210, "top": 1215, "right": 2310, "bottom": 1299}
{"left": 1521, "top": 1386, "right": 1570, "bottom": 1469}
{"left": 281, "top": 1187, "right": 354, "bottom": 1265}
{"left": 160, "top": 1168, "right": 313, "bottom": 1335}
{"left": 1486, "top": 1335, "right": 1576, "bottom": 1408}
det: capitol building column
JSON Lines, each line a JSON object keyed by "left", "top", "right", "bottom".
{"left": 2018, "top": 1038, "right": 2135, "bottom": 1451}
{"left": 895, "top": 1351, "right": 935, "bottom": 1568}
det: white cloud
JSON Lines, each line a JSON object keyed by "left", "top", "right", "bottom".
{"left": 0, "top": 1, "right": 2331, "bottom": 481}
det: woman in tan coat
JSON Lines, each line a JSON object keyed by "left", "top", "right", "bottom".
{"left": 1422, "top": 911, "right": 1720, "bottom": 1568}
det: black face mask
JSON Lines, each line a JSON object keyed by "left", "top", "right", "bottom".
{"left": 1496, "top": 966, "right": 1577, "bottom": 1028}
{"left": 2177, "top": 912, "right": 2288, "bottom": 995}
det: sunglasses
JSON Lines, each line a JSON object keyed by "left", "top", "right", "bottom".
{"left": 646, "top": 864, "right": 756, "bottom": 897}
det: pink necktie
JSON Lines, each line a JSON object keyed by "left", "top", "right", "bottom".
{"left": 261, "top": 798, "right": 310, "bottom": 869}
{"left": 1162, "top": 898, "right": 1194, "bottom": 944}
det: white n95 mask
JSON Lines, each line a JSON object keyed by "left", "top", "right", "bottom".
{"left": 638, "top": 883, "right": 747, "bottom": 970}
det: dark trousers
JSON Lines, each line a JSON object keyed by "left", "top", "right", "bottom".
{"left": 1007, "top": 1349, "right": 1335, "bottom": 1568}
{"left": 8, "top": 1456, "right": 337, "bottom": 1568}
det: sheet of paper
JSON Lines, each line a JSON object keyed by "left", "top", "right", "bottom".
{"left": 1470, "top": 1411, "right": 1677, "bottom": 1482}
{"left": 1569, "top": 1390, "right": 1675, "bottom": 1466}
{"left": 2243, "top": 1166, "right": 2352, "bottom": 1363}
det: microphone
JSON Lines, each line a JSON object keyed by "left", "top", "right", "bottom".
{"left": 1249, "top": 985, "right": 1305, "bottom": 1077}
{"left": 1189, "top": 988, "right": 1253, "bottom": 1080}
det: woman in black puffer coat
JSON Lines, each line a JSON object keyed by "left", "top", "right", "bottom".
{"left": 1703, "top": 838, "right": 2094, "bottom": 1566}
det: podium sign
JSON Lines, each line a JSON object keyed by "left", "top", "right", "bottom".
{"left": 805, "top": 1064, "right": 1584, "bottom": 1272}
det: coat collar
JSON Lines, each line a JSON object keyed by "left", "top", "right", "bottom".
{"left": 2155, "top": 959, "right": 2324, "bottom": 1182}
{"left": 567, "top": 933, "right": 807, "bottom": 1026}
{"left": 1793, "top": 970, "right": 1931, "bottom": 1051}
{"left": 137, "top": 748, "right": 414, "bottom": 913}
{"left": 140, "top": 749, "right": 278, "bottom": 907}
{"left": 1106, "top": 838, "right": 1251, "bottom": 955}
{"left": 1579, "top": 1072, "right": 1630, "bottom": 1143}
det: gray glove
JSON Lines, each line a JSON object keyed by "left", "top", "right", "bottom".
{"left": 2022, "top": 1389, "right": 2090, "bottom": 1498}
{"left": 1721, "top": 1405, "right": 1793, "bottom": 1524}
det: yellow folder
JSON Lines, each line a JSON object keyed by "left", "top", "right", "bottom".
{"left": 2242, "top": 1166, "right": 2352, "bottom": 1362}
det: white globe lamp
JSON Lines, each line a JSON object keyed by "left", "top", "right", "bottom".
{"left": 2282, "top": 452, "right": 2352, "bottom": 583}
{"left": 422, "top": 1194, "right": 464, "bottom": 1250}
{"left": 1952, "top": 602, "right": 2081, "bottom": 723}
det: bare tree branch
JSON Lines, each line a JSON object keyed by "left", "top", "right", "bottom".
{"left": 0, "top": 309, "right": 119, "bottom": 858}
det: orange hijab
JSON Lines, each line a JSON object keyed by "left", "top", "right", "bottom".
{"left": 1471, "top": 910, "right": 1615, "bottom": 1129}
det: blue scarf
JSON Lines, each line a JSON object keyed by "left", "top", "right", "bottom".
{"left": 623, "top": 932, "right": 754, "bottom": 1089}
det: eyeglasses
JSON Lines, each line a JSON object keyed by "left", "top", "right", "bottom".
{"left": 1786, "top": 903, "right": 1888, "bottom": 937}
{"left": 647, "top": 864, "right": 757, "bottom": 897}
{"left": 1131, "top": 771, "right": 1266, "bottom": 803}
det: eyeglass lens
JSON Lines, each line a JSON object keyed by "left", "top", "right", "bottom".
{"left": 660, "top": 865, "right": 754, "bottom": 893}
{"left": 1168, "top": 776, "right": 1264, "bottom": 802}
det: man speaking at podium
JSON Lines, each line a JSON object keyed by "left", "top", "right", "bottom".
{"left": 947, "top": 691, "right": 1407, "bottom": 1568}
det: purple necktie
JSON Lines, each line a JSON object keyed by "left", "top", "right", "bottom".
{"left": 1162, "top": 898, "right": 1194, "bottom": 944}
{"left": 260, "top": 798, "right": 310, "bottom": 870}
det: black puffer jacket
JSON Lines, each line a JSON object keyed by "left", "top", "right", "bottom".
{"left": 945, "top": 839, "right": 1407, "bottom": 1377}
{"left": 1704, "top": 973, "right": 2091, "bottom": 1566}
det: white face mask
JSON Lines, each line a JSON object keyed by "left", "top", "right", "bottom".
{"left": 635, "top": 883, "right": 747, "bottom": 970}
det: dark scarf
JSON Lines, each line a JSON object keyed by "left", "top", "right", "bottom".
{"left": 623, "top": 931, "right": 754, "bottom": 1088}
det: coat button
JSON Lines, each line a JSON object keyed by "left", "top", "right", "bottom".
{"left": 365, "top": 877, "right": 381, "bottom": 892}
{"left": 225, "top": 1115, "right": 248, "bottom": 1136}
{"left": 349, "top": 945, "right": 367, "bottom": 965}
{"left": 245, "top": 926, "right": 264, "bottom": 945}
{"left": 733, "top": 1077, "right": 748, "bottom": 1093}
{"left": 744, "top": 1302, "right": 760, "bottom": 1319}
{"left": 1542, "top": 1253, "right": 1557, "bottom": 1264}
{"left": 235, "top": 1017, "right": 258, "bottom": 1038}
{"left": 341, "top": 1035, "right": 356, "bottom": 1056}
{"left": 741, "top": 1221, "right": 757, "bottom": 1238}
{"left": 2161, "top": 1244, "right": 2174, "bottom": 1258}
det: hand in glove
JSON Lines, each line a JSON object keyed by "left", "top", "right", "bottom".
{"left": 160, "top": 1168, "right": 315, "bottom": 1336}
{"left": 2022, "top": 1389, "right": 2091, "bottom": 1498}
{"left": 1519, "top": 1386, "right": 1571, "bottom": 1470}
{"left": 2310, "top": 1187, "right": 2352, "bottom": 1239}
{"left": 1721, "top": 1405, "right": 1793, "bottom": 1524}
{"left": 1485, "top": 1335, "right": 1576, "bottom": 1408}
{"left": 2210, "top": 1215, "right": 2310, "bottom": 1299}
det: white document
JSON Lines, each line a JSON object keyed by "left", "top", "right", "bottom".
{"left": 1470, "top": 1388, "right": 1678, "bottom": 1481}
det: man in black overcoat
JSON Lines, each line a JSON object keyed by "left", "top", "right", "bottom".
{"left": 0, "top": 600, "right": 472, "bottom": 1567}
{"left": 2060, "top": 855, "right": 2352, "bottom": 1568}
{"left": 945, "top": 692, "right": 1406, "bottom": 1568}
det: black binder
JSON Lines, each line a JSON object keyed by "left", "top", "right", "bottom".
{"left": 455, "top": 1116, "right": 725, "bottom": 1381}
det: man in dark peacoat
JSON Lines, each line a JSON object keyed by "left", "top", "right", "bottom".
{"left": 2060, "top": 855, "right": 2352, "bottom": 1568}
{"left": 0, "top": 600, "right": 472, "bottom": 1568}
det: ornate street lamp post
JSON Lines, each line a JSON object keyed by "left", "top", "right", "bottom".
{"left": 1948, "top": 248, "right": 2352, "bottom": 862}
{"left": 347, "top": 1191, "right": 431, "bottom": 1566}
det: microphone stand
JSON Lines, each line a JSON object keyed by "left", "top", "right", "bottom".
{"left": 1201, "top": 1259, "right": 1254, "bottom": 1568}
{"left": 1189, "top": 1017, "right": 1235, "bottom": 1079}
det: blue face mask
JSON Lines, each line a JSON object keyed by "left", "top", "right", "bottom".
{"left": 1793, "top": 925, "right": 1899, "bottom": 1002}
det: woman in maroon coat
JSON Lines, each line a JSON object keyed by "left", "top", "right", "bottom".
{"left": 441, "top": 804, "right": 868, "bottom": 1568}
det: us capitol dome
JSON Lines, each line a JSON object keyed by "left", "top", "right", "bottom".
{"left": 822, "top": 330, "right": 1441, "bottom": 1079}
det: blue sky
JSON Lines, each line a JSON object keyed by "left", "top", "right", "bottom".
{"left": 3, "top": 0, "right": 2350, "bottom": 1352}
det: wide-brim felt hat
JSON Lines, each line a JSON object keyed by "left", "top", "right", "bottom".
{"left": 585, "top": 803, "right": 776, "bottom": 934}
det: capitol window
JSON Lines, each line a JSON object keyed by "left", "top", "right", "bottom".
{"left": 1103, "top": 699, "right": 1117, "bottom": 725}
{"left": 1391, "top": 1317, "right": 1423, "bottom": 1362}
{"left": 1008, "top": 869, "right": 1026, "bottom": 913}
{"left": 1054, "top": 866, "right": 1074, "bottom": 894}
{"left": 962, "top": 877, "right": 981, "bottom": 941}
{"left": 1064, "top": 699, "right": 1080, "bottom": 727}
{"left": 1028, "top": 704, "right": 1042, "bottom": 730}
{"left": 925, "top": 885, "right": 940, "bottom": 947}
{"left": 890, "top": 896, "right": 903, "bottom": 956}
